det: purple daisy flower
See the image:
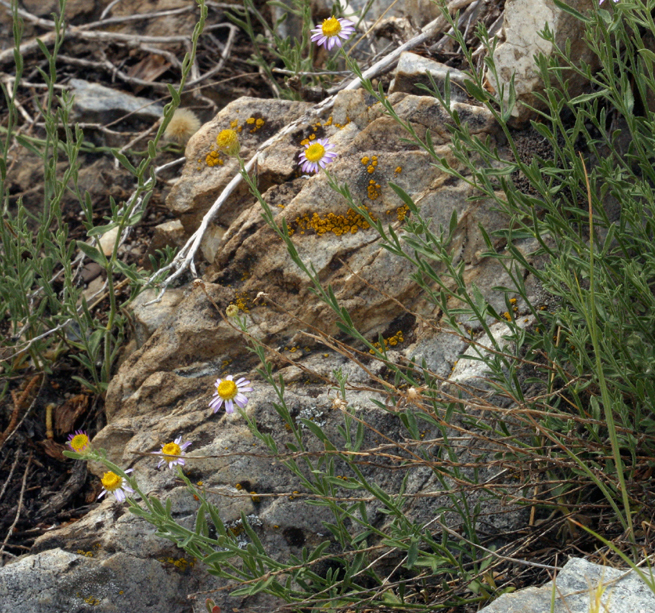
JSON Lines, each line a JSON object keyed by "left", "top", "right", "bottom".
{"left": 153, "top": 436, "right": 192, "bottom": 470}
{"left": 298, "top": 138, "right": 337, "bottom": 173}
{"left": 311, "top": 16, "right": 355, "bottom": 50}
{"left": 67, "top": 430, "right": 90, "bottom": 453}
{"left": 98, "top": 469, "right": 134, "bottom": 503}
{"left": 209, "top": 375, "right": 252, "bottom": 414}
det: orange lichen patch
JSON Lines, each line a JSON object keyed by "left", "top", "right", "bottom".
{"left": 396, "top": 204, "right": 409, "bottom": 221}
{"left": 394, "top": 166, "right": 402, "bottom": 174}
{"left": 367, "top": 179, "right": 381, "bottom": 200}
{"left": 232, "top": 291, "right": 250, "bottom": 312}
{"left": 369, "top": 330, "right": 405, "bottom": 354}
{"left": 245, "top": 116, "right": 266, "bottom": 133}
{"left": 290, "top": 206, "right": 375, "bottom": 237}
{"left": 300, "top": 138, "right": 310, "bottom": 146}
{"left": 325, "top": 116, "right": 333, "bottom": 126}
{"left": 157, "top": 556, "right": 196, "bottom": 573}
{"left": 205, "top": 150, "right": 224, "bottom": 167}
{"left": 361, "top": 156, "right": 370, "bottom": 165}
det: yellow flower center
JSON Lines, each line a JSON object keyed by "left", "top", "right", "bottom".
{"left": 101, "top": 471, "right": 122, "bottom": 491}
{"left": 321, "top": 17, "right": 341, "bottom": 38}
{"left": 216, "top": 129, "right": 240, "bottom": 156}
{"left": 70, "top": 434, "right": 89, "bottom": 452}
{"left": 162, "top": 442, "right": 182, "bottom": 459}
{"left": 304, "top": 143, "right": 325, "bottom": 163}
{"left": 217, "top": 379, "right": 238, "bottom": 400}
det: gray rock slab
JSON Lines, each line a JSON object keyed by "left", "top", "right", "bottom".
{"left": 70, "top": 78, "right": 163, "bottom": 123}
{"left": 479, "top": 557, "right": 655, "bottom": 613}
{"left": 0, "top": 548, "right": 190, "bottom": 613}
{"left": 389, "top": 51, "right": 469, "bottom": 100}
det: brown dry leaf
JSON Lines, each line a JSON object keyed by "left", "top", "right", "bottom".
{"left": 39, "top": 439, "right": 66, "bottom": 462}
{"left": 54, "top": 394, "right": 90, "bottom": 436}
{"left": 127, "top": 54, "right": 171, "bottom": 88}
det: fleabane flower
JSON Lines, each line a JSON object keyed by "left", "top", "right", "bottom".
{"left": 311, "top": 16, "right": 355, "bottom": 50}
{"left": 67, "top": 430, "right": 91, "bottom": 453}
{"left": 154, "top": 436, "right": 192, "bottom": 470}
{"left": 299, "top": 138, "right": 337, "bottom": 173}
{"left": 216, "top": 129, "right": 240, "bottom": 156}
{"left": 210, "top": 375, "right": 252, "bottom": 414}
{"left": 98, "top": 469, "right": 134, "bottom": 503}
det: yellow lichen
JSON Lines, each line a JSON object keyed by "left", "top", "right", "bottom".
{"left": 291, "top": 206, "right": 375, "bottom": 237}
{"left": 233, "top": 291, "right": 250, "bottom": 312}
{"left": 205, "top": 150, "right": 224, "bottom": 167}
{"left": 369, "top": 330, "right": 405, "bottom": 354}
{"left": 367, "top": 180, "right": 381, "bottom": 201}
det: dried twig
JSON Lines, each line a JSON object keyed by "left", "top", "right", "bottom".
{"left": 0, "top": 376, "right": 44, "bottom": 454}
{"left": 0, "top": 453, "right": 32, "bottom": 564}
{"left": 187, "top": 24, "right": 238, "bottom": 88}
{"left": 0, "top": 374, "right": 41, "bottom": 449}
{"left": 0, "top": 451, "right": 21, "bottom": 507}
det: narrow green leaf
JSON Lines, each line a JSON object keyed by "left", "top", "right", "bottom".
{"left": 77, "top": 241, "right": 107, "bottom": 265}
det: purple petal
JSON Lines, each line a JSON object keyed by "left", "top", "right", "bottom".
{"left": 235, "top": 394, "right": 249, "bottom": 408}
{"left": 210, "top": 397, "right": 224, "bottom": 412}
{"left": 225, "top": 399, "right": 234, "bottom": 413}
{"left": 181, "top": 441, "right": 192, "bottom": 450}
{"left": 115, "top": 489, "right": 126, "bottom": 503}
{"left": 98, "top": 490, "right": 107, "bottom": 499}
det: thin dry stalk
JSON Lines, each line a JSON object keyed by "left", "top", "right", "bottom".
{"left": 0, "top": 374, "right": 41, "bottom": 448}
{"left": 0, "top": 453, "right": 32, "bottom": 564}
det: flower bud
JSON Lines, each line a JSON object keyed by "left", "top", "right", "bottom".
{"left": 216, "top": 129, "right": 240, "bottom": 157}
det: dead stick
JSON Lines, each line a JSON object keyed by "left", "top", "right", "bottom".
{"left": 0, "top": 374, "right": 41, "bottom": 446}
{"left": 0, "top": 453, "right": 31, "bottom": 563}
{"left": 0, "top": 451, "right": 21, "bottom": 506}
